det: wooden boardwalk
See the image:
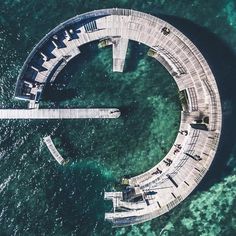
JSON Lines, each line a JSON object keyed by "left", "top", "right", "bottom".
{"left": 113, "top": 38, "right": 129, "bottom": 72}
{"left": 0, "top": 108, "right": 121, "bottom": 119}
{"left": 14, "top": 8, "right": 222, "bottom": 227}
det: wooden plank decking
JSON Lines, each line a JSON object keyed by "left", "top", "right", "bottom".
{"left": 0, "top": 108, "right": 121, "bottom": 119}
{"left": 43, "top": 136, "right": 67, "bottom": 165}
{"left": 13, "top": 8, "right": 222, "bottom": 227}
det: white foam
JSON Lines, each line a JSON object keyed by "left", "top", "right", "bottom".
{"left": 0, "top": 175, "right": 12, "bottom": 193}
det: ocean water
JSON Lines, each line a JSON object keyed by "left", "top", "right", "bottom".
{"left": 0, "top": 0, "right": 236, "bottom": 235}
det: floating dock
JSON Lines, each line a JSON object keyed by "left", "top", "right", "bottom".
{"left": 43, "top": 136, "right": 67, "bottom": 165}
{"left": 13, "top": 8, "right": 222, "bottom": 227}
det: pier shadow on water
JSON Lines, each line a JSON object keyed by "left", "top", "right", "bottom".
{"left": 160, "top": 15, "right": 236, "bottom": 192}
{"left": 125, "top": 42, "right": 149, "bottom": 73}
{"left": 42, "top": 86, "right": 77, "bottom": 102}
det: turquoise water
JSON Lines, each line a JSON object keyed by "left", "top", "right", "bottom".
{"left": 0, "top": 1, "right": 236, "bottom": 235}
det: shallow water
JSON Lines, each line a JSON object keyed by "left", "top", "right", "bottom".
{"left": 0, "top": 1, "right": 236, "bottom": 235}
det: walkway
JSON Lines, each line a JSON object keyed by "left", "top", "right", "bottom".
{"left": 13, "top": 8, "right": 222, "bottom": 227}
{"left": 0, "top": 108, "right": 120, "bottom": 119}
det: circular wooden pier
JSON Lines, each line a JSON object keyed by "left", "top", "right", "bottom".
{"left": 15, "top": 9, "right": 222, "bottom": 227}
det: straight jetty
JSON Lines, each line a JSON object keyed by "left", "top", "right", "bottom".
{"left": 0, "top": 108, "right": 120, "bottom": 119}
